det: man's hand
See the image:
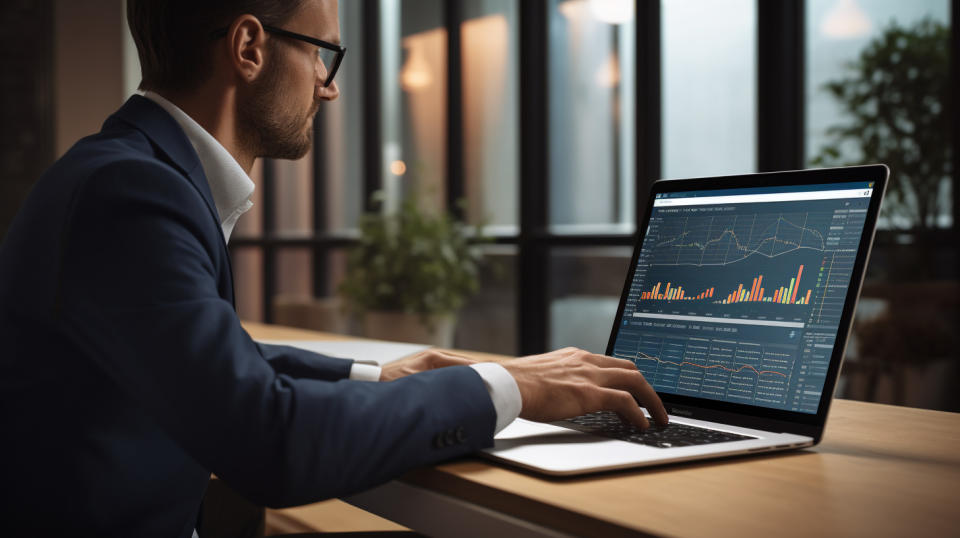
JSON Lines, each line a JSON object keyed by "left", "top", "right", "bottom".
{"left": 501, "top": 347, "right": 668, "bottom": 429}
{"left": 379, "top": 350, "right": 477, "bottom": 382}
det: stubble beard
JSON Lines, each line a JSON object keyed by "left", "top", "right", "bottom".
{"left": 239, "top": 60, "right": 319, "bottom": 161}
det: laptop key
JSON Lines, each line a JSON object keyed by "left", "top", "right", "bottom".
{"left": 562, "top": 411, "right": 755, "bottom": 449}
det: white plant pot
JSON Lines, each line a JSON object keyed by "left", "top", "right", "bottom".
{"left": 362, "top": 311, "right": 456, "bottom": 348}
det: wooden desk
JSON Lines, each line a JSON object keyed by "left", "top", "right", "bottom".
{"left": 245, "top": 322, "right": 960, "bottom": 537}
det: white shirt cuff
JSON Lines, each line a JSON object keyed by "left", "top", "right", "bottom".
{"left": 349, "top": 362, "right": 382, "bottom": 382}
{"left": 469, "top": 362, "right": 522, "bottom": 434}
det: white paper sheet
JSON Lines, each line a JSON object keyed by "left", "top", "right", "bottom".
{"left": 256, "top": 339, "right": 431, "bottom": 366}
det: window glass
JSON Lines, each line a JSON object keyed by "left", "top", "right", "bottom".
{"left": 806, "top": 0, "right": 951, "bottom": 229}
{"left": 377, "top": 0, "right": 448, "bottom": 213}
{"left": 549, "top": 246, "right": 632, "bottom": 352}
{"left": 233, "top": 247, "right": 264, "bottom": 322}
{"left": 275, "top": 248, "right": 313, "bottom": 298}
{"left": 462, "top": 1, "right": 520, "bottom": 229}
{"left": 548, "top": 0, "right": 636, "bottom": 231}
{"left": 321, "top": 0, "right": 365, "bottom": 231}
{"left": 661, "top": 0, "right": 756, "bottom": 180}
{"left": 455, "top": 245, "right": 519, "bottom": 355}
{"left": 273, "top": 157, "right": 314, "bottom": 237}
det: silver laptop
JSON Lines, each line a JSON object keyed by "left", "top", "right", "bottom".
{"left": 482, "top": 165, "right": 889, "bottom": 476}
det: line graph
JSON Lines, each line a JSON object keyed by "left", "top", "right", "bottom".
{"left": 635, "top": 351, "right": 788, "bottom": 378}
{"left": 647, "top": 212, "right": 832, "bottom": 268}
{"left": 613, "top": 333, "right": 799, "bottom": 407}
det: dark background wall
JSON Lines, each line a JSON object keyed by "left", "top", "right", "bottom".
{"left": 0, "top": 0, "right": 54, "bottom": 242}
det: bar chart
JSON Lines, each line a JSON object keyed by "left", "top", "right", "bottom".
{"left": 639, "top": 265, "right": 813, "bottom": 305}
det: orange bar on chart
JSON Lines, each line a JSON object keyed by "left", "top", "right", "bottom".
{"left": 709, "top": 287, "right": 714, "bottom": 298}
{"left": 790, "top": 265, "right": 804, "bottom": 303}
{"left": 774, "top": 289, "right": 780, "bottom": 303}
{"left": 750, "top": 278, "right": 758, "bottom": 301}
{"left": 755, "top": 275, "right": 763, "bottom": 301}
{"left": 736, "top": 284, "right": 743, "bottom": 302}
{"left": 805, "top": 289, "right": 812, "bottom": 304}
{"left": 759, "top": 287, "right": 765, "bottom": 301}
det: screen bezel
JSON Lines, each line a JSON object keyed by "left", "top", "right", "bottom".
{"left": 605, "top": 165, "right": 889, "bottom": 436}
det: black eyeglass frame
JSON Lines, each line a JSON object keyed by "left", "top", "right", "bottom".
{"left": 210, "top": 25, "right": 346, "bottom": 87}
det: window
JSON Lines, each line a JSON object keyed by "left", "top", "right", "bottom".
{"left": 806, "top": 0, "right": 952, "bottom": 229}
{"left": 661, "top": 0, "right": 756, "bottom": 180}
{"left": 549, "top": 0, "right": 636, "bottom": 231}
{"left": 225, "top": 0, "right": 959, "bottom": 408}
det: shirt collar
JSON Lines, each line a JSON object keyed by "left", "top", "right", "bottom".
{"left": 142, "top": 91, "right": 255, "bottom": 242}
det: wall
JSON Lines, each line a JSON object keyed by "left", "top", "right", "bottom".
{"left": 54, "top": 0, "right": 128, "bottom": 157}
{"left": 0, "top": 0, "right": 54, "bottom": 242}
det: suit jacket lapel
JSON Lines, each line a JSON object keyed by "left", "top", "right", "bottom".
{"left": 102, "top": 95, "right": 237, "bottom": 308}
{"left": 104, "top": 95, "right": 223, "bottom": 229}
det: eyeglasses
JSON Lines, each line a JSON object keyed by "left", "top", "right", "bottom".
{"left": 210, "top": 25, "right": 346, "bottom": 87}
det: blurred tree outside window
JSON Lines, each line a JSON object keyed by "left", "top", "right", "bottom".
{"left": 810, "top": 17, "right": 952, "bottom": 234}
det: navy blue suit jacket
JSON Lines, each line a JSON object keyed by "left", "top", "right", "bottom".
{"left": 0, "top": 95, "right": 496, "bottom": 536}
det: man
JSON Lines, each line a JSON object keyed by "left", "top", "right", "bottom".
{"left": 0, "top": 0, "right": 666, "bottom": 535}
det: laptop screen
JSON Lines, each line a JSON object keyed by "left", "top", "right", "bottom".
{"left": 611, "top": 180, "right": 876, "bottom": 414}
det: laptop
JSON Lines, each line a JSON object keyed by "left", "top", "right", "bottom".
{"left": 482, "top": 165, "right": 889, "bottom": 476}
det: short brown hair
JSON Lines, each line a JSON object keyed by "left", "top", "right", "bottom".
{"left": 126, "top": 0, "right": 306, "bottom": 93}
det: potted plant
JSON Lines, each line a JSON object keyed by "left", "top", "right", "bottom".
{"left": 338, "top": 192, "right": 486, "bottom": 347}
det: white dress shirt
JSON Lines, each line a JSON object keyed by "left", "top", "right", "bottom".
{"left": 142, "top": 92, "right": 522, "bottom": 435}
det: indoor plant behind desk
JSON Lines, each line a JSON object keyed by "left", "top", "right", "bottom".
{"left": 338, "top": 193, "right": 485, "bottom": 348}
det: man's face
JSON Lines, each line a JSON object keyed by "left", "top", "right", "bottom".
{"left": 239, "top": 0, "right": 341, "bottom": 160}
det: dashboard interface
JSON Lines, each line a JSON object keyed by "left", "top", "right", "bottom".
{"left": 612, "top": 181, "right": 875, "bottom": 414}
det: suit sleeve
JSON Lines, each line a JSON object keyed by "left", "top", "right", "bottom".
{"left": 255, "top": 342, "right": 353, "bottom": 382}
{"left": 57, "top": 160, "right": 497, "bottom": 507}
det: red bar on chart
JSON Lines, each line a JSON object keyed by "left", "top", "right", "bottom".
{"left": 790, "top": 265, "right": 804, "bottom": 303}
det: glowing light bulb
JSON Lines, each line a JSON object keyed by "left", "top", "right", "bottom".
{"left": 389, "top": 160, "right": 407, "bottom": 176}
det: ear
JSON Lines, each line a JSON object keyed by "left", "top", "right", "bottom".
{"left": 226, "top": 15, "right": 268, "bottom": 82}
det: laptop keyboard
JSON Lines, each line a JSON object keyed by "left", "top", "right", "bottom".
{"left": 562, "top": 411, "right": 755, "bottom": 449}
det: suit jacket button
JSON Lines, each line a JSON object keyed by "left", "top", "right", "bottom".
{"left": 455, "top": 426, "right": 467, "bottom": 443}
